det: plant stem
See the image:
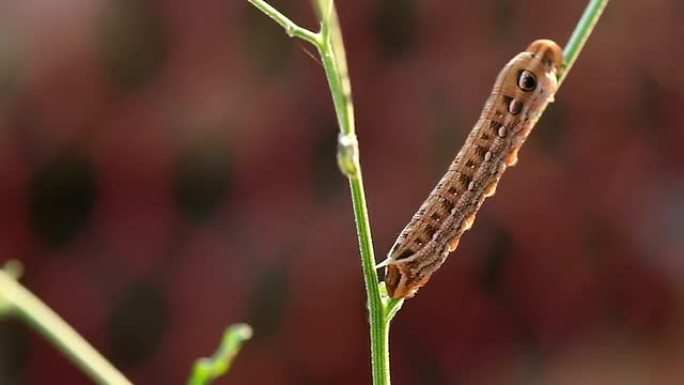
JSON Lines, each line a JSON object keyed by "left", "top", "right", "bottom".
{"left": 349, "top": 176, "right": 390, "bottom": 384}
{"left": 560, "top": 0, "right": 610, "bottom": 86}
{"left": 247, "top": 1, "right": 396, "bottom": 383}
{"left": 311, "top": 2, "right": 392, "bottom": 383}
{"left": 0, "top": 265, "right": 132, "bottom": 385}
{"left": 245, "top": 0, "right": 321, "bottom": 46}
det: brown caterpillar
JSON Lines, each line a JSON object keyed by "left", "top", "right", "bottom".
{"left": 380, "top": 39, "right": 563, "bottom": 299}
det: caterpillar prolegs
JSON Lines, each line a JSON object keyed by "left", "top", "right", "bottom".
{"left": 380, "top": 39, "right": 563, "bottom": 299}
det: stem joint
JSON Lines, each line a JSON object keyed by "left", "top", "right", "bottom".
{"left": 337, "top": 132, "right": 359, "bottom": 177}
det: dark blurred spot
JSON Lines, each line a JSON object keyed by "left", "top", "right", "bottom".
{"left": 100, "top": 0, "right": 167, "bottom": 89}
{"left": 430, "top": 89, "right": 465, "bottom": 172}
{"left": 638, "top": 71, "right": 673, "bottom": 153}
{"left": 174, "top": 139, "right": 232, "bottom": 221}
{"left": 480, "top": 223, "right": 512, "bottom": 293}
{"left": 580, "top": 217, "right": 632, "bottom": 322}
{"left": 243, "top": 2, "right": 294, "bottom": 77}
{"left": 582, "top": 216, "right": 610, "bottom": 265}
{"left": 0, "top": 322, "right": 29, "bottom": 382}
{"left": 492, "top": 0, "right": 515, "bottom": 39}
{"left": 479, "top": 224, "right": 540, "bottom": 351}
{"left": 413, "top": 351, "right": 447, "bottom": 385}
{"left": 311, "top": 120, "right": 339, "bottom": 202}
{"left": 245, "top": 260, "right": 289, "bottom": 344}
{"left": 373, "top": 0, "right": 417, "bottom": 58}
{"left": 398, "top": 339, "right": 447, "bottom": 385}
{"left": 536, "top": 100, "right": 568, "bottom": 159}
{"left": 0, "top": 35, "right": 18, "bottom": 100}
{"left": 108, "top": 280, "right": 168, "bottom": 368}
{"left": 30, "top": 150, "right": 96, "bottom": 248}
{"left": 640, "top": 72, "right": 662, "bottom": 123}
{"left": 396, "top": 249, "right": 414, "bottom": 261}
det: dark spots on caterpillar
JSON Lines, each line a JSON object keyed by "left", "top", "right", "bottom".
{"left": 395, "top": 248, "right": 415, "bottom": 261}
{"left": 440, "top": 198, "right": 455, "bottom": 213}
{"left": 459, "top": 173, "right": 471, "bottom": 188}
{"left": 425, "top": 224, "right": 438, "bottom": 239}
{"left": 481, "top": 132, "right": 491, "bottom": 140}
{"left": 492, "top": 121, "right": 503, "bottom": 135}
{"left": 465, "top": 159, "right": 476, "bottom": 168}
{"left": 447, "top": 186, "right": 458, "bottom": 194}
{"left": 430, "top": 212, "right": 441, "bottom": 221}
{"left": 475, "top": 145, "right": 488, "bottom": 158}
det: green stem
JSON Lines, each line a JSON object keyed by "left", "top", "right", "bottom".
{"left": 247, "top": 1, "right": 396, "bottom": 383}
{"left": 560, "top": 0, "right": 610, "bottom": 86}
{"left": 349, "top": 176, "right": 390, "bottom": 384}
{"left": 312, "top": 2, "right": 392, "bottom": 383}
{"left": 245, "top": 0, "right": 321, "bottom": 46}
{"left": 0, "top": 265, "right": 132, "bottom": 385}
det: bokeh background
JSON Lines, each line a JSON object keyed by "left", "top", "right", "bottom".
{"left": 1, "top": 0, "right": 683, "bottom": 384}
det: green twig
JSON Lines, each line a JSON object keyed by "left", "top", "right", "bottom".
{"left": 310, "top": 1, "right": 395, "bottom": 383}
{"left": 245, "top": 0, "right": 321, "bottom": 46}
{"left": 246, "top": 1, "right": 398, "bottom": 384}
{"left": 187, "top": 324, "right": 253, "bottom": 385}
{"left": 531, "top": 0, "right": 609, "bottom": 130}
{"left": 560, "top": 0, "right": 610, "bottom": 86}
{"left": 0, "top": 261, "right": 132, "bottom": 385}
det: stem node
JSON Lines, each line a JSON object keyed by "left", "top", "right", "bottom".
{"left": 337, "top": 132, "right": 359, "bottom": 177}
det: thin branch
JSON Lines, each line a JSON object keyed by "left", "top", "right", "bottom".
{"left": 246, "top": 0, "right": 321, "bottom": 46}
{"left": 560, "top": 0, "right": 610, "bottom": 86}
{"left": 310, "top": 1, "right": 394, "bottom": 384}
{"left": 0, "top": 263, "right": 132, "bottom": 385}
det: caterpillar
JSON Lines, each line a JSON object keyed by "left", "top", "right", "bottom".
{"left": 380, "top": 39, "right": 563, "bottom": 299}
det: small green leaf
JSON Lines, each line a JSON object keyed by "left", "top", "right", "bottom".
{"left": 188, "top": 323, "right": 253, "bottom": 385}
{"left": 377, "top": 282, "right": 404, "bottom": 322}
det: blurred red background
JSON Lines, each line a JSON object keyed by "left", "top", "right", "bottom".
{"left": 1, "top": 0, "right": 683, "bottom": 384}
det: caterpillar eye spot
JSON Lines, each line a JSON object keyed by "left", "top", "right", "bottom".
{"left": 517, "top": 70, "right": 537, "bottom": 91}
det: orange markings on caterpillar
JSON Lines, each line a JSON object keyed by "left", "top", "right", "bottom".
{"left": 381, "top": 39, "right": 563, "bottom": 299}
